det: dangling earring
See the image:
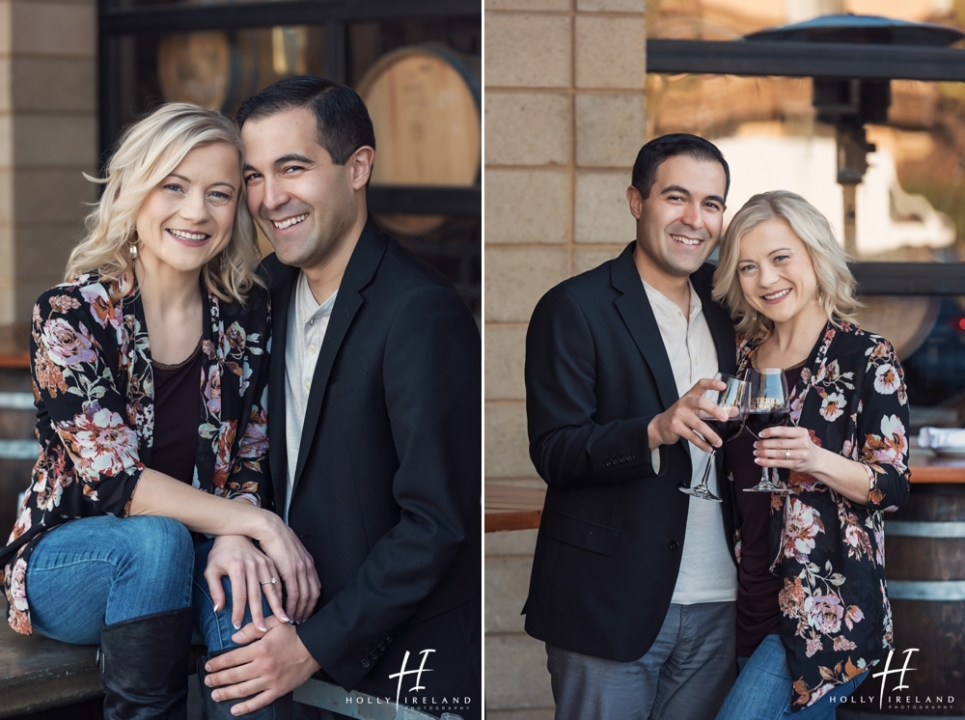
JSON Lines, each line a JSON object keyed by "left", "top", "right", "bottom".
{"left": 128, "top": 234, "right": 139, "bottom": 262}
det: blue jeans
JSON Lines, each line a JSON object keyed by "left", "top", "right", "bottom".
{"left": 715, "top": 634, "right": 867, "bottom": 720}
{"left": 25, "top": 515, "right": 269, "bottom": 651}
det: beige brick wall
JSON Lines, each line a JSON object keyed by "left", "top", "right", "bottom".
{"left": 0, "top": 0, "right": 97, "bottom": 323}
{"left": 485, "top": 0, "right": 647, "bottom": 714}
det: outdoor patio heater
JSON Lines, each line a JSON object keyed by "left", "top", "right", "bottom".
{"left": 745, "top": 14, "right": 965, "bottom": 258}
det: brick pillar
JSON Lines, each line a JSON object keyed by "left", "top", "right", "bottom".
{"left": 0, "top": 0, "right": 97, "bottom": 323}
{"left": 485, "top": 0, "right": 647, "bottom": 716}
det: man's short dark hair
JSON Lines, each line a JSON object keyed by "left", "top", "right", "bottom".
{"left": 631, "top": 133, "right": 730, "bottom": 201}
{"left": 236, "top": 75, "right": 376, "bottom": 165}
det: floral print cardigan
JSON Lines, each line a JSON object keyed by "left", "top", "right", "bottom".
{"left": 0, "top": 272, "right": 270, "bottom": 634}
{"left": 736, "top": 322, "right": 911, "bottom": 711}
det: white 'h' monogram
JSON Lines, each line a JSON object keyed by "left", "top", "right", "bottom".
{"left": 871, "top": 648, "right": 918, "bottom": 710}
{"left": 389, "top": 649, "right": 436, "bottom": 709}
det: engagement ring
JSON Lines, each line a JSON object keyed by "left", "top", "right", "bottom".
{"left": 260, "top": 578, "right": 276, "bottom": 586}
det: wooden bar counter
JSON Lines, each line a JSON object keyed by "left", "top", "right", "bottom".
{"left": 0, "top": 323, "right": 29, "bottom": 370}
{"left": 485, "top": 449, "right": 965, "bottom": 533}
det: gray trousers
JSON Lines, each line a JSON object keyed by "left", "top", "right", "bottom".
{"left": 547, "top": 601, "right": 737, "bottom": 720}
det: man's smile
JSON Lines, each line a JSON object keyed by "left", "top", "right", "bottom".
{"left": 271, "top": 213, "right": 309, "bottom": 230}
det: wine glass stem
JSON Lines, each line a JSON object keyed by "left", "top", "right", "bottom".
{"left": 699, "top": 449, "right": 717, "bottom": 489}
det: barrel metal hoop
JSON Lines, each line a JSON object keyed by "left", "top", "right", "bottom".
{"left": 886, "top": 520, "right": 965, "bottom": 538}
{"left": 0, "top": 440, "right": 38, "bottom": 460}
{"left": 887, "top": 579, "right": 965, "bottom": 601}
{"left": 0, "top": 392, "right": 34, "bottom": 410}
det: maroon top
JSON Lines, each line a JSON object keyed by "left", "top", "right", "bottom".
{"left": 149, "top": 342, "right": 203, "bottom": 485}
{"left": 726, "top": 365, "right": 804, "bottom": 658}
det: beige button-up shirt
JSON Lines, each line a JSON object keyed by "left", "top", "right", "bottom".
{"left": 284, "top": 272, "right": 338, "bottom": 522}
{"left": 643, "top": 279, "right": 737, "bottom": 604}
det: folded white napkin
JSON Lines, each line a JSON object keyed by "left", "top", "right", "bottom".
{"left": 918, "top": 427, "right": 965, "bottom": 448}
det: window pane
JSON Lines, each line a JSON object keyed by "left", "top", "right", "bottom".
{"left": 893, "top": 296, "right": 965, "bottom": 424}
{"left": 647, "top": 73, "right": 965, "bottom": 263}
{"left": 107, "top": 16, "right": 480, "bottom": 316}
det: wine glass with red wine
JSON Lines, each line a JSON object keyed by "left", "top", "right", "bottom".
{"left": 679, "top": 373, "right": 748, "bottom": 503}
{"left": 744, "top": 367, "right": 792, "bottom": 493}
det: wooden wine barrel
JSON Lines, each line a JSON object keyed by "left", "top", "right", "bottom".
{"left": 0, "top": 323, "right": 36, "bottom": 536}
{"left": 855, "top": 296, "right": 940, "bottom": 361}
{"left": 157, "top": 26, "right": 314, "bottom": 112}
{"left": 356, "top": 46, "right": 481, "bottom": 237}
{"left": 839, "top": 484, "right": 965, "bottom": 718}
{"left": 157, "top": 31, "right": 233, "bottom": 110}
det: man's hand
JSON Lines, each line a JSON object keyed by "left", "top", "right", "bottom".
{"left": 647, "top": 377, "right": 729, "bottom": 453}
{"left": 205, "top": 535, "right": 286, "bottom": 630}
{"left": 251, "top": 515, "right": 320, "bottom": 622}
{"left": 204, "top": 616, "right": 321, "bottom": 716}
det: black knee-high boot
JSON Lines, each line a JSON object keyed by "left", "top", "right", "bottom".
{"left": 197, "top": 650, "right": 293, "bottom": 720}
{"left": 97, "top": 606, "right": 194, "bottom": 720}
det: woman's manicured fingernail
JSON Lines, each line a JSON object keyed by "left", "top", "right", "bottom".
{"left": 233, "top": 621, "right": 240, "bottom": 630}
{"left": 259, "top": 622, "right": 267, "bottom": 632}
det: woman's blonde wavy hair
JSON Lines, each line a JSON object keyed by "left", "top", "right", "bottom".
{"left": 65, "top": 103, "right": 261, "bottom": 304}
{"left": 712, "top": 190, "right": 861, "bottom": 341}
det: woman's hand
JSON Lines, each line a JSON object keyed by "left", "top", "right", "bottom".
{"left": 753, "top": 425, "right": 820, "bottom": 474}
{"left": 251, "top": 514, "right": 321, "bottom": 623}
{"left": 754, "top": 425, "right": 873, "bottom": 504}
{"left": 127, "top": 471, "right": 321, "bottom": 621}
{"left": 204, "top": 535, "right": 286, "bottom": 630}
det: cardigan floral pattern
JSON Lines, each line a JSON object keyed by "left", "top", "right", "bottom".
{"left": 0, "top": 272, "right": 270, "bottom": 635}
{"left": 736, "top": 322, "right": 910, "bottom": 711}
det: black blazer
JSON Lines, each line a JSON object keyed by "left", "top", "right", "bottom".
{"left": 523, "top": 242, "right": 737, "bottom": 662}
{"left": 262, "top": 218, "right": 481, "bottom": 708}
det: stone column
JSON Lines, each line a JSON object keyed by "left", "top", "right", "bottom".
{"left": 0, "top": 0, "right": 97, "bottom": 323}
{"left": 484, "top": 0, "right": 646, "bottom": 716}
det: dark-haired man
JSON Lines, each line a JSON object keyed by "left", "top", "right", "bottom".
{"left": 524, "top": 134, "right": 739, "bottom": 719}
{"left": 201, "top": 76, "right": 481, "bottom": 720}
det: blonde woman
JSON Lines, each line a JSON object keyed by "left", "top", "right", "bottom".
{"left": 0, "top": 104, "right": 318, "bottom": 719}
{"left": 712, "top": 191, "right": 910, "bottom": 719}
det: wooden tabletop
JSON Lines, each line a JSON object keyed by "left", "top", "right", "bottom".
{"left": 0, "top": 621, "right": 101, "bottom": 717}
{"left": 485, "top": 453, "right": 965, "bottom": 533}
{"left": 906, "top": 449, "right": 965, "bottom": 483}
